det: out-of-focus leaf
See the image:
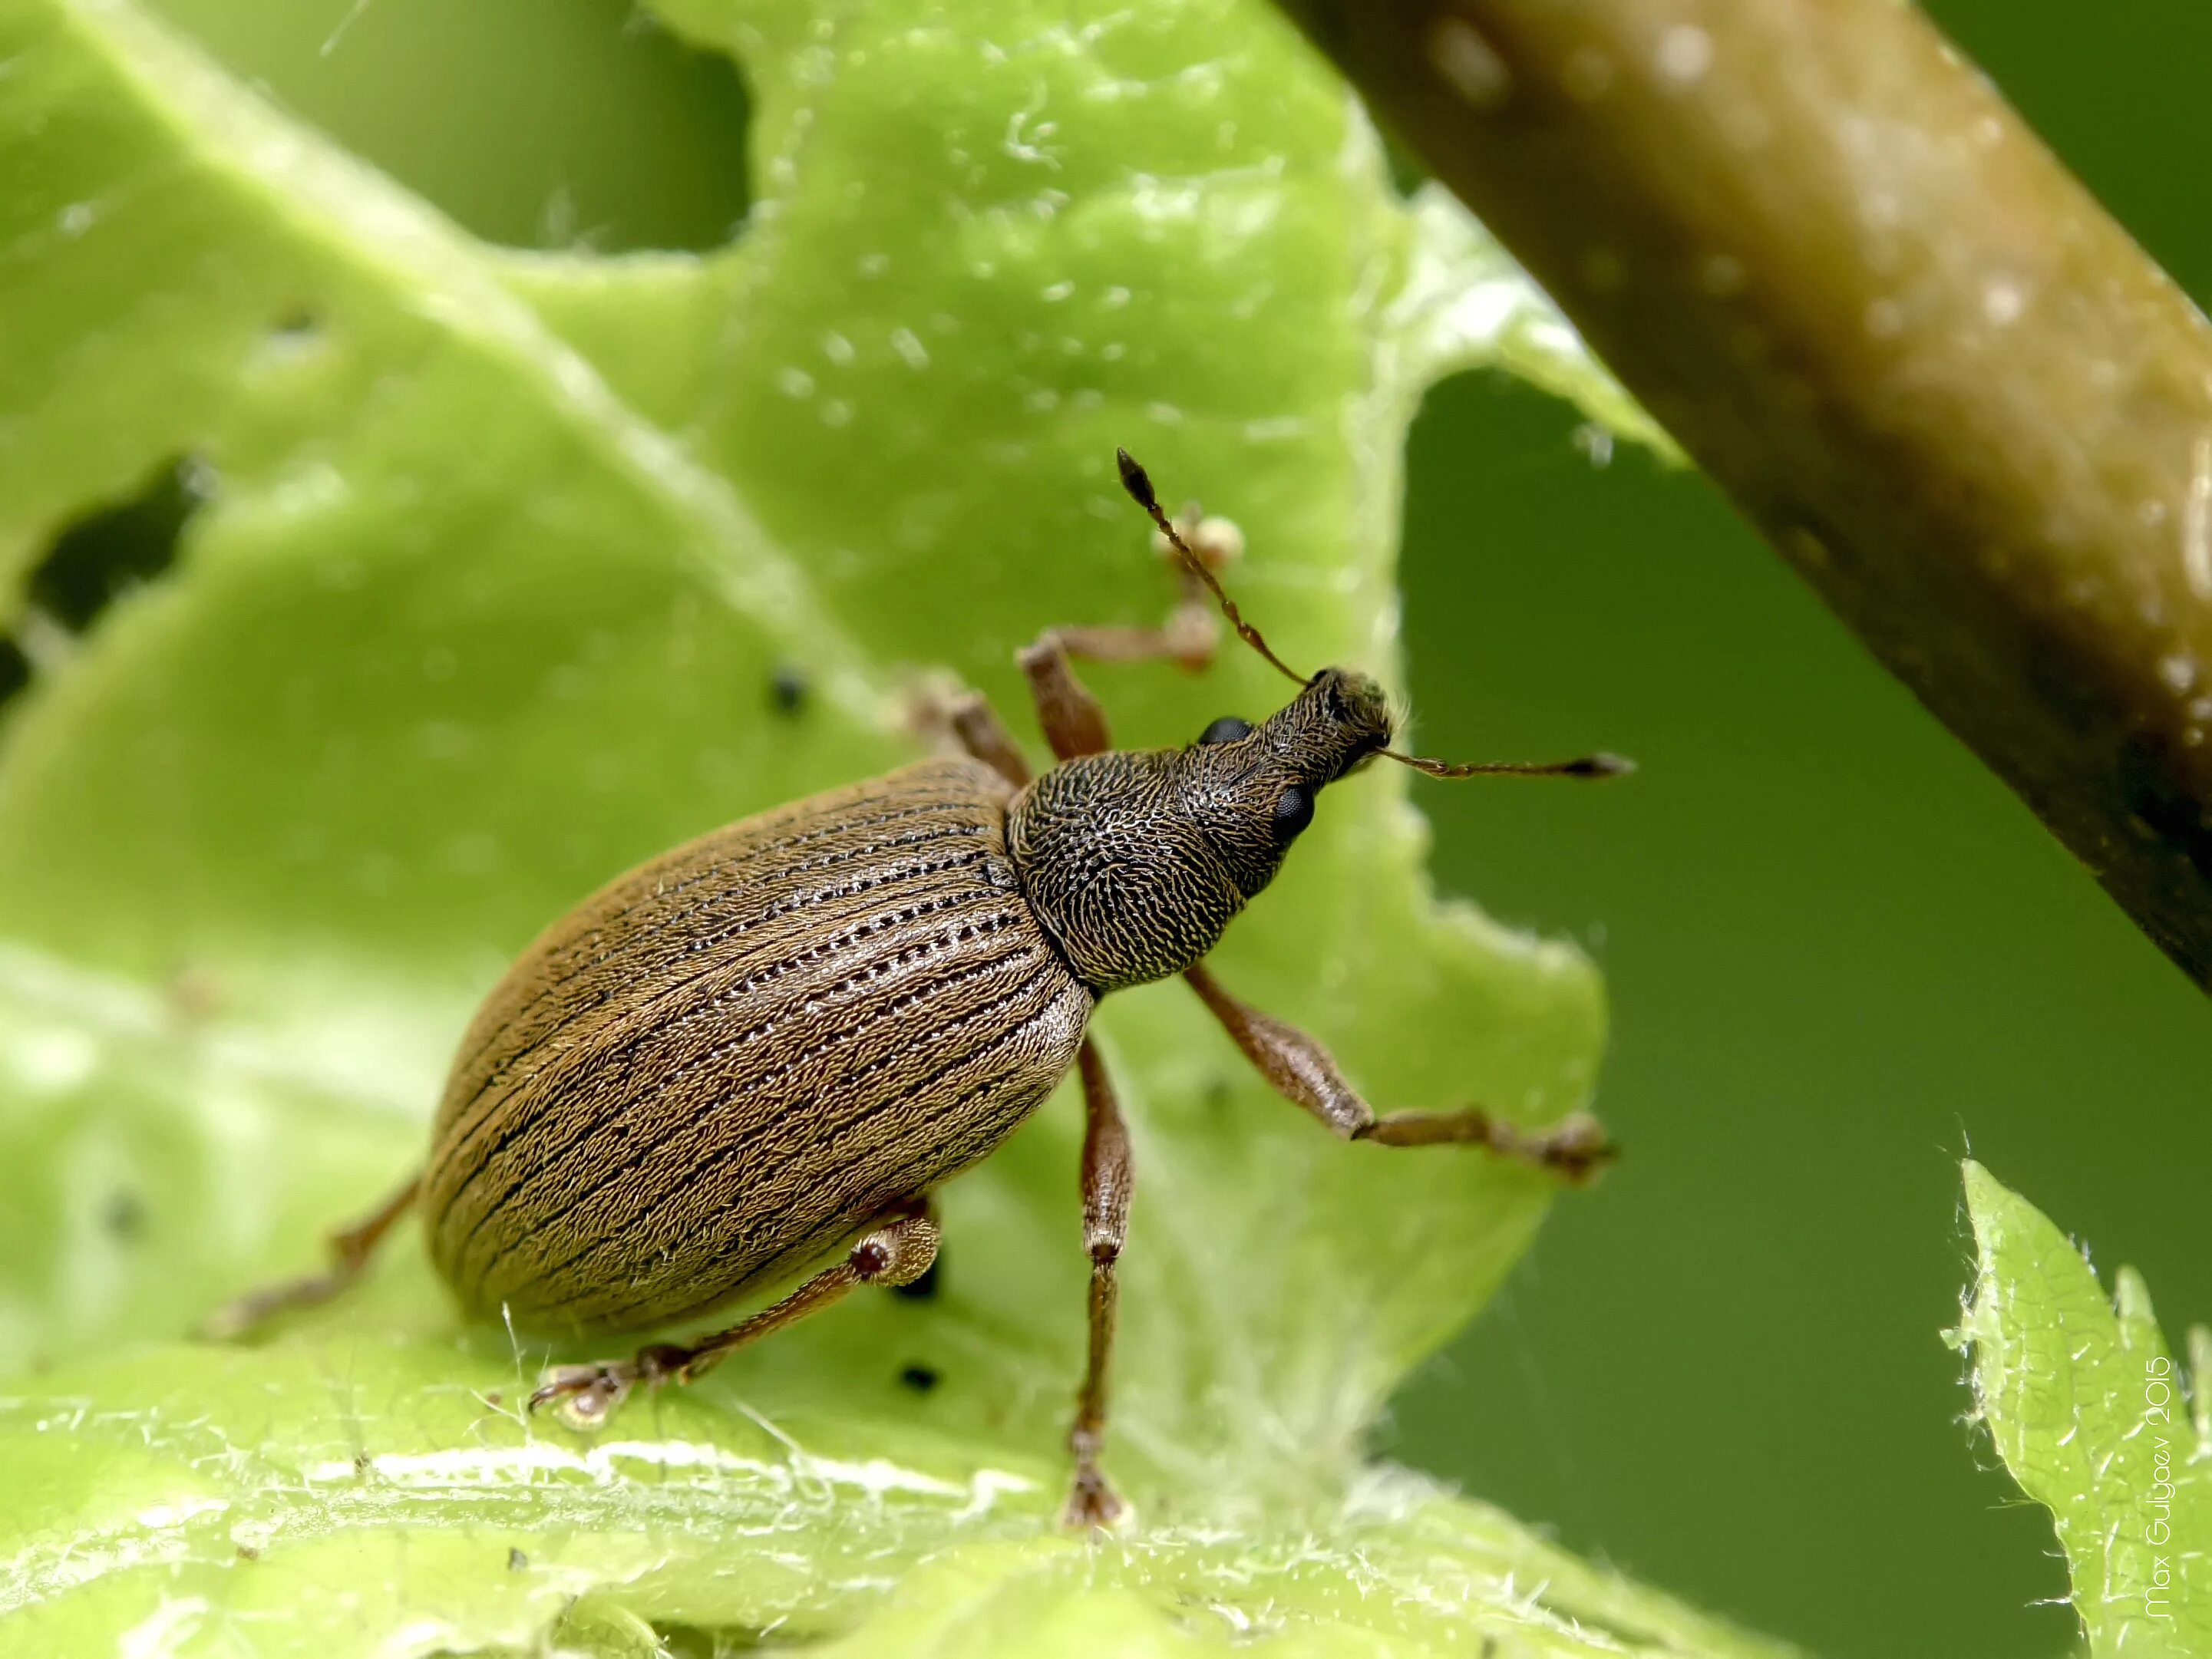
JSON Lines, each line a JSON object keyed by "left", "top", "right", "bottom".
{"left": 1955, "top": 1162, "right": 2210, "bottom": 1658}
{"left": 0, "top": 1333, "right": 1797, "bottom": 1657}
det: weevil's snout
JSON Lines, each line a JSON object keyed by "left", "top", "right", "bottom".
{"left": 1302, "top": 668, "right": 1394, "bottom": 772}
{"left": 1240, "top": 667, "right": 1392, "bottom": 789}
{"left": 1174, "top": 667, "right": 1394, "bottom": 901}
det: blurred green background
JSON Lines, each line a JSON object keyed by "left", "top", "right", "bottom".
{"left": 117, "top": 2, "right": 2212, "bottom": 1654}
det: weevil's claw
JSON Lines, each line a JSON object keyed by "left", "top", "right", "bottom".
{"left": 529, "top": 1362, "right": 636, "bottom": 1430}
{"left": 1536, "top": 1111, "right": 1619, "bottom": 1186}
{"left": 528, "top": 1344, "right": 695, "bottom": 1430}
{"left": 1061, "top": 1468, "right": 1127, "bottom": 1532}
{"left": 1061, "top": 1423, "right": 1127, "bottom": 1532}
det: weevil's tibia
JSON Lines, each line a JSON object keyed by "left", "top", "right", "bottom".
{"left": 196, "top": 1172, "right": 422, "bottom": 1339}
{"left": 527, "top": 1201, "right": 939, "bottom": 1430}
{"left": 1065, "top": 1039, "right": 1133, "bottom": 1529}
{"left": 1184, "top": 964, "right": 1616, "bottom": 1183}
{"left": 946, "top": 690, "right": 1033, "bottom": 788}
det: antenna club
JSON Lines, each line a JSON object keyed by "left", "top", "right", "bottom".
{"left": 1115, "top": 448, "right": 1158, "bottom": 513}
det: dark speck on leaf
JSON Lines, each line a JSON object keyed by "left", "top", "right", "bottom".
{"left": 900, "top": 1364, "right": 940, "bottom": 1393}
{"left": 352, "top": 1452, "right": 372, "bottom": 1476}
{"left": 769, "top": 665, "right": 808, "bottom": 717}
{"left": 236, "top": 1543, "right": 261, "bottom": 1562}
{"left": 508, "top": 1547, "right": 530, "bottom": 1572}
{"left": 104, "top": 1189, "right": 145, "bottom": 1240}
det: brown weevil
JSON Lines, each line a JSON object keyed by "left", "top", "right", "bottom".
{"left": 205, "top": 450, "right": 1628, "bottom": 1528}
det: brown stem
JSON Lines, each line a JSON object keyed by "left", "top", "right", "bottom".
{"left": 1274, "top": 0, "right": 2212, "bottom": 988}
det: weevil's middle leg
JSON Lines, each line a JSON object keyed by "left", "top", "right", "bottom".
{"left": 197, "top": 1172, "right": 422, "bottom": 1340}
{"left": 1064, "top": 1040, "right": 1133, "bottom": 1529}
{"left": 1018, "top": 507, "right": 1241, "bottom": 763}
{"left": 1184, "top": 964, "right": 1615, "bottom": 1182}
{"left": 528, "top": 1201, "right": 939, "bottom": 1430}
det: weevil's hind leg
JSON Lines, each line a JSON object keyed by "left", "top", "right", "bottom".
{"left": 196, "top": 1173, "right": 423, "bottom": 1339}
{"left": 1019, "top": 508, "right": 1241, "bottom": 763}
{"left": 1064, "top": 1041, "right": 1133, "bottom": 1529}
{"left": 528, "top": 1201, "right": 939, "bottom": 1430}
{"left": 1184, "top": 965, "right": 1616, "bottom": 1182}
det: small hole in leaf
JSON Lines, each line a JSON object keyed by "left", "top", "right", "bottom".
{"left": 23, "top": 455, "right": 206, "bottom": 635}
{"left": 104, "top": 1189, "right": 147, "bottom": 1241}
{"left": 270, "top": 308, "right": 322, "bottom": 344}
{"left": 166, "top": 0, "right": 751, "bottom": 255}
{"left": 768, "top": 664, "right": 809, "bottom": 718}
{"left": 1382, "top": 134, "right": 1429, "bottom": 200}
{"left": 656, "top": 1623, "right": 830, "bottom": 1656}
{"left": 0, "top": 638, "right": 28, "bottom": 708}
{"left": 890, "top": 1256, "right": 942, "bottom": 1301}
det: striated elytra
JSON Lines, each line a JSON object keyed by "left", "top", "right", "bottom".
{"left": 204, "top": 450, "right": 1627, "bottom": 1528}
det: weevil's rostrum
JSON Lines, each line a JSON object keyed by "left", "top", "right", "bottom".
{"left": 423, "top": 758, "right": 1090, "bottom": 1334}
{"left": 206, "top": 450, "right": 1624, "bottom": 1531}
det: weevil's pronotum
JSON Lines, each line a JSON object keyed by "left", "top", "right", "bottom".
{"left": 206, "top": 450, "right": 1628, "bottom": 1526}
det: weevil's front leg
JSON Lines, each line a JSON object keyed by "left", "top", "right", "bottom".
{"left": 1064, "top": 1040, "right": 1133, "bottom": 1528}
{"left": 529, "top": 1201, "right": 939, "bottom": 1429}
{"left": 1018, "top": 509, "right": 1242, "bottom": 762}
{"left": 943, "top": 689, "right": 1033, "bottom": 787}
{"left": 1184, "top": 965, "right": 1615, "bottom": 1182}
{"left": 197, "top": 1172, "right": 422, "bottom": 1339}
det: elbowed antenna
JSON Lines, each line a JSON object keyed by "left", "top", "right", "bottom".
{"left": 1114, "top": 447, "right": 1634, "bottom": 784}
{"left": 1115, "top": 448, "right": 1310, "bottom": 688}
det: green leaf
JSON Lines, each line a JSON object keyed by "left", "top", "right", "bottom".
{"left": 0, "top": 1333, "right": 1794, "bottom": 1657}
{"left": 1955, "top": 1162, "right": 2210, "bottom": 1658}
{"left": 0, "top": 0, "right": 1725, "bottom": 1651}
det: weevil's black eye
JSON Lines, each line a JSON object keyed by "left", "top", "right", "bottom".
{"left": 1272, "top": 784, "right": 1314, "bottom": 841}
{"left": 1198, "top": 715, "right": 1253, "bottom": 745}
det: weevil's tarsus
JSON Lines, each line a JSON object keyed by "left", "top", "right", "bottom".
{"left": 1184, "top": 963, "right": 1616, "bottom": 1184}
{"left": 1385, "top": 749, "right": 1636, "bottom": 781}
{"left": 196, "top": 1172, "right": 421, "bottom": 1339}
{"left": 1116, "top": 447, "right": 1309, "bottom": 688}
{"left": 527, "top": 1202, "right": 940, "bottom": 1426}
{"left": 1065, "top": 1040, "right": 1133, "bottom": 1529}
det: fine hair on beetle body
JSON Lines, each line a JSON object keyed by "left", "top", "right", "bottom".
{"left": 202, "top": 447, "right": 1630, "bottom": 1532}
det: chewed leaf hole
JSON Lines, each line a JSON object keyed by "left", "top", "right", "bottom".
{"left": 168, "top": 0, "right": 751, "bottom": 255}
{"left": 270, "top": 308, "right": 321, "bottom": 343}
{"left": 2, "top": 454, "right": 207, "bottom": 715}
{"left": 25, "top": 456, "right": 208, "bottom": 635}
{"left": 656, "top": 1621, "right": 834, "bottom": 1656}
